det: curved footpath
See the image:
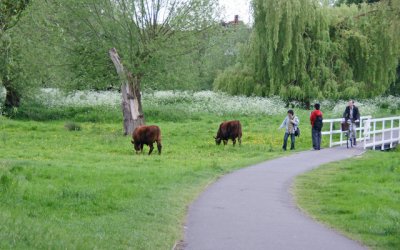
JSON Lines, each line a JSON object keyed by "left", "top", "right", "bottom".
{"left": 182, "top": 147, "right": 367, "bottom": 250}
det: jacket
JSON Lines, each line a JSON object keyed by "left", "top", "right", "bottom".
{"left": 310, "top": 110, "right": 323, "bottom": 127}
{"left": 279, "top": 115, "right": 299, "bottom": 134}
{"left": 343, "top": 106, "right": 360, "bottom": 122}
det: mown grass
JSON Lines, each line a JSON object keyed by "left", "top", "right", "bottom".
{"left": 0, "top": 109, "right": 316, "bottom": 249}
{"left": 294, "top": 150, "right": 400, "bottom": 249}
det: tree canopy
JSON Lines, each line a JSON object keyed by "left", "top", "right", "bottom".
{"left": 1, "top": 0, "right": 400, "bottom": 111}
{"left": 0, "top": 0, "right": 31, "bottom": 108}
{"left": 214, "top": 0, "right": 400, "bottom": 104}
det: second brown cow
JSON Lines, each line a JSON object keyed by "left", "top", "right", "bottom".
{"left": 131, "top": 125, "right": 162, "bottom": 155}
{"left": 214, "top": 120, "right": 242, "bottom": 146}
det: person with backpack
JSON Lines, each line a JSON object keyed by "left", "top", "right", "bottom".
{"left": 310, "top": 103, "right": 323, "bottom": 150}
{"left": 279, "top": 109, "right": 300, "bottom": 151}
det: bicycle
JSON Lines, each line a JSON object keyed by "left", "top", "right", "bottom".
{"left": 341, "top": 119, "right": 357, "bottom": 148}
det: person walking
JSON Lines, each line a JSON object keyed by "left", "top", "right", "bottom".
{"left": 279, "top": 109, "right": 299, "bottom": 151}
{"left": 310, "top": 103, "right": 323, "bottom": 150}
{"left": 343, "top": 100, "right": 360, "bottom": 145}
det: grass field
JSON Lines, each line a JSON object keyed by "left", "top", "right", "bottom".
{"left": 0, "top": 111, "right": 316, "bottom": 249}
{"left": 1, "top": 90, "right": 399, "bottom": 249}
{"left": 294, "top": 150, "right": 400, "bottom": 249}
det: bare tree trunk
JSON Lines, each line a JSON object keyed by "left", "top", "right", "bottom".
{"left": 109, "top": 48, "right": 145, "bottom": 135}
{"left": 2, "top": 77, "right": 20, "bottom": 109}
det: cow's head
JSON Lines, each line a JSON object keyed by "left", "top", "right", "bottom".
{"left": 214, "top": 136, "right": 222, "bottom": 145}
{"left": 131, "top": 140, "right": 141, "bottom": 152}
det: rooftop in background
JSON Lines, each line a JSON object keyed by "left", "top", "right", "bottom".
{"left": 219, "top": 0, "right": 252, "bottom": 24}
{"left": 221, "top": 15, "right": 245, "bottom": 27}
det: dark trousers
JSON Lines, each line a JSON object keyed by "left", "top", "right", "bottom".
{"left": 312, "top": 128, "right": 321, "bottom": 150}
{"left": 283, "top": 132, "right": 295, "bottom": 150}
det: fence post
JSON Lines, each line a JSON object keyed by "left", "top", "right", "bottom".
{"left": 358, "top": 118, "right": 362, "bottom": 142}
{"left": 373, "top": 121, "right": 376, "bottom": 150}
{"left": 329, "top": 121, "right": 333, "bottom": 148}
{"left": 363, "top": 120, "right": 367, "bottom": 149}
{"left": 390, "top": 119, "right": 394, "bottom": 148}
{"left": 340, "top": 121, "right": 344, "bottom": 146}
{"left": 398, "top": 118, "right": 400, "bottom": 146}
{"left": 381, "top": 120, "right": 385, "bottom": 150}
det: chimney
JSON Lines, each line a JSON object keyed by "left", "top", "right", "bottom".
{"left": 234, "top": 15, "right": 239, "bottom": 24}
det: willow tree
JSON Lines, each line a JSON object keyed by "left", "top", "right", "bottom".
{"left": 249, "top": 0, "right": 400, "bottom": 105}
{"left": 253, "top": 0, "right": 331, "bottom": 106}
{"left": 0, "top": 0, "right": 30, "bottom": 108}
{"left": 330, "top": 1, "right": 400, "bottom": 98}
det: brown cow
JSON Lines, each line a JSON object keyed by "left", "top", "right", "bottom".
{"left": 131, "top": 125, "right": 162, "bottom": 155}
{"left": 214, "top": 120, "right": 242, "bottom": 146}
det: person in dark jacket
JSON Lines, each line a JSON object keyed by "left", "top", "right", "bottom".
{"left": 310, "top": 103, "right": 323, "bottom": 150}
{"left": 343, "top": 100, "right": 360, "bottom": 145}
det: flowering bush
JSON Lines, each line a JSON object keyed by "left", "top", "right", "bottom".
{"left": 34, "top": 89, "right": 288, "bottom": 115}
{"left": 331, "top": 100, "right": 379, "bottom": 116}
{"left": 23, "top": 88, "right": 400, "bottom": 117}
{"left": 373, "top": 95, "right": 400, "bottom": 111}
{"left": 144, "top": 90, "right": 287, "bottom": 115}
{"left": 36, "top": 88, "right": 120, "bottom": 107}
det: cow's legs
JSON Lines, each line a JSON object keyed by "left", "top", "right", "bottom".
{"left": 148, "top": 143, "right": 154, "bottom": 155}
{"left": 238, "top": 137, "right": 242, "bottom": 146}
{"left": 140, "top": 144, "right": 144, "bottom": 154}
{"left": 223, "top": 140, "right": 228, "bottom": 145}
{"left": 233, "top": 139, "right": 236, "bottom": 146}
{"left": 157, "top": 141, "right": 162, "bottom": 155}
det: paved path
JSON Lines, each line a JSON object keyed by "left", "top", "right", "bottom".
{"left": 183, "top": 146, "right": 367, "bottom": 250}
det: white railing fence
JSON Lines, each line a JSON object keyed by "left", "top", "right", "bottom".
{"left": 322, "top": 116, "right": 372, "bottom": 148}
{"left": 363, "top": 116, "right": 400, "bottom": 150}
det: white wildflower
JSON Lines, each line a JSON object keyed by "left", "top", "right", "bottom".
{"left": 29, "top": 88, "right": 400, "bottom": 117}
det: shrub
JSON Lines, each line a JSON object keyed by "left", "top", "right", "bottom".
{"left": 213, "top": 64, "right": 258, "bottom": 96}
{"left": 64, "top": 122, "right": 81, "bottom": 131}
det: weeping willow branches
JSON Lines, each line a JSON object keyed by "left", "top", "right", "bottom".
{"left": 216, "top": 0, "right": 400, "bottom": 103}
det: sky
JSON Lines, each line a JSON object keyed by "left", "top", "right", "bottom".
{"left": 218, "top": 0, "right": 252, "bottom": 24}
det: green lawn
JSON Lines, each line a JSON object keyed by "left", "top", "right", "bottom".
{"left": 294, "top": 150, "right": 400, "bottom": 250}
{"left": 2, "top": 106, "right": 398, "bottom": 249}
{"left": 0, "top": 113, "right": 313, "bottom": 249}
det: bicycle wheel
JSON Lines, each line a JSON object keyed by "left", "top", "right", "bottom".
{"left": 349, "top": 124, "right": 354, "bottom": 148}
{"left": 350, "top": 133, "right": 353, "bottom": 147}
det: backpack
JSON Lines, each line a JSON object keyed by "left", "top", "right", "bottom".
{"left": 294, "top": 127, "right": 300, "bottom": 137}
{"left": 313, "top": 115, "right": 323, "bottom": 131}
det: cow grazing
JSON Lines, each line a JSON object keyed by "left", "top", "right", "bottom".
{"left": 214, "top": 120, "right": 242, "bottom": 146}
{"left": 131, "top": 125, "right": 162, "bottom": 155}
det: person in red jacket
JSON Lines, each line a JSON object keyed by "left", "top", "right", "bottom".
{"left": 310, "top": 103, "right": 323, "bottom": 150}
